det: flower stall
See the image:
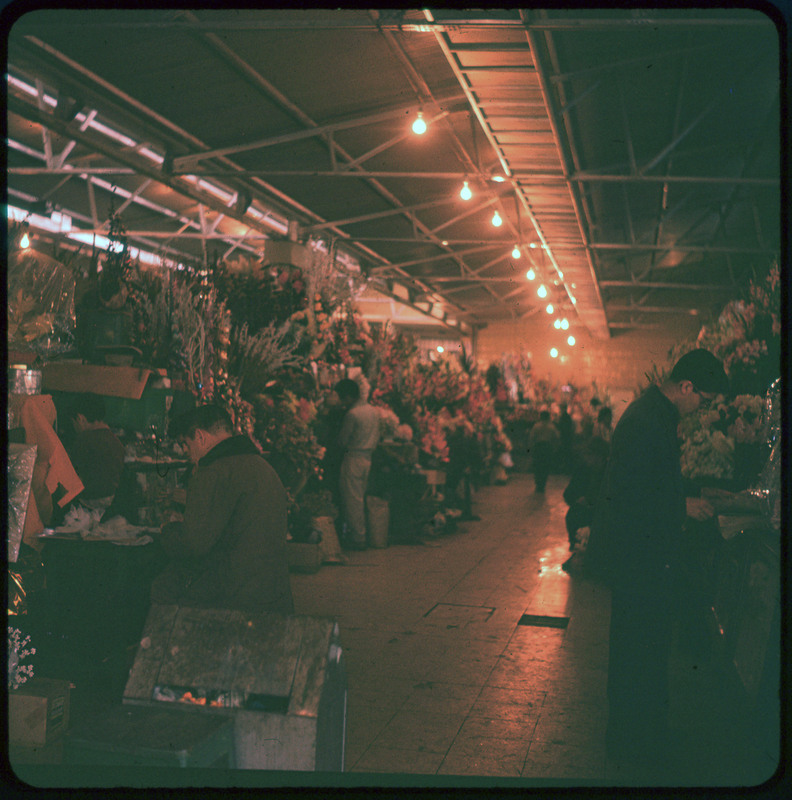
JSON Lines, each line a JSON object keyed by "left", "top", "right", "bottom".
{"left": 485, "top": 353, "right": 613, "bottom": 475}
{"left": 643, "top": 261, "right": 781, "bottom": 493}
{"left": 645, "top": 260, "right": 781, "bottom": 709}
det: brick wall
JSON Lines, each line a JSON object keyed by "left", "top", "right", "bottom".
{"left": 474, "top": 315, "right": 702, "bottom": 394}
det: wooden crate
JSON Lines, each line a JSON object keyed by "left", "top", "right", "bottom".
{"left": 9, "top": 678, "right": 70, "bottom": 747}
{"left": 65, "top": 706, "right": 234, "bottom": 768}
{"left": 123, "top": 605, "right": 347, "bottom": 771}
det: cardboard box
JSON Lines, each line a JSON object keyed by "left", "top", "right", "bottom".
{"left": 9, "top": 678, "right": 71, "bottom": 746}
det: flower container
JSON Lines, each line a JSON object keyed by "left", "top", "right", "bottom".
{"left": 313, "top": 516, "right": 345, "bottom": 564}
{"left": 9, "top": 678, "right": 71, "bottom": 747}
{"left": 287, "top": 541, "right": 323, "bottom": 574}
{"left": 365, "top": 496, "right": 389, "bottom": 548}
{"left": 420, "top": 469, "right": 446, "bottom": 487}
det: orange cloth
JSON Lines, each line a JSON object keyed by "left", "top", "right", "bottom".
{"left": 13, "top": 394, "right": 84, "bottom": 507}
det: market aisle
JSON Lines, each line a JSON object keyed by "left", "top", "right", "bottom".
{"left": 290, "top": 471, "right": 775, "bottom": 786}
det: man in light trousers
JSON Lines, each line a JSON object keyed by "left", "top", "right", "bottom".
{"left": 334, "top": 378, "right": 380, "bottom": 550}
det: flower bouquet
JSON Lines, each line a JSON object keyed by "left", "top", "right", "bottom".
{"left": 695, "top": 261, "right": 780, "bottom": 395}
{"left": 8, "top": 627, "right": 35, "bottom": 691}
{"left": 678, "top": 393, "right": 765, "bottom": 487}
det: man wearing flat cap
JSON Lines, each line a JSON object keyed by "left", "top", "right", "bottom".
{"left": 588, "top": 349, "right": 729, "bottom": 770}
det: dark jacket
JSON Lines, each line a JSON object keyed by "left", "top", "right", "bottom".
{"left": 68, "top": 426, "right": 125, "bottom": 500}
{"left": 587, "top": 385, "right": 685, "bottom": 593}
{"left": 151, "top": 435, "right": 294, "bottom": 615}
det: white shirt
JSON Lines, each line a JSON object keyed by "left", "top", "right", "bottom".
{"left": 338, "top": 401, "right": 381, "bottom": 454}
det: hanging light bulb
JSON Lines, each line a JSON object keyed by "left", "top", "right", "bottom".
{"left": 561, "top": 318, "right": 569, "bottom": 330}
{"left": 537, "top": 284, "right": 547, "bottom": 298}
{"left": 491, "top": 210, "right": 502, "bottom": 227}
{"left": 511, "top": 245, "right": 521, "bottom": 259}
{"left": 20, "top": 232, "right": 30, "bottom": 249}
{"left": 550, "top": 348, "right": 559, "bottom": 359}
{"left": 567, "top": 335, "right": 576, "bottom": 346}
{"left": 546, "top": 303, "right": 554, "bottom": 314}
{"left": 437, "top": 345, "right": 445, "bottom": 354}
{"left": 554, "top": 318, "right": 561, "bottom": 329}
{"left": 460, "top": 180, "right": 472, "bottom": 200}
{"left": 412, "top": 111, "right": 427, "bottom": 135}
{"left": 526, "top": 268, "right": 535, "bottom": 281}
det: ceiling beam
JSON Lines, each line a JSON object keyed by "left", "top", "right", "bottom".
{"left": 304, "top": 197, "right": 460, "bottom": 232}
{"left": 370, "top": 9, "right": 513, "bottom": 314}
{"left": 587, "top": 243, "right": 774, "bottom": 254}
{"left": 566, "top": 173, "right": 777, "bottom": 186}
{"left": 372, "top": 243, "right": 506, "bottom": 273}
{"left": 607, "top": 322, "right": 666, "bottom": 329}
{"left": 600, "top": 281, "right": 734, "bottom": 290}
{"left": 606, "top": 305, "right": 703, "bottom": 314}
{"left": 424, "top": 275, "right": 531, "bottom": 282}
{"left": 10, "top": 40, "right": 358, "bottom": 249}
{"left": 13, "top": 165, "right": 775, "bottom": 188}
{"left": 171, "top": 9, "right": 495, "bottom": 308}
{"left": 171, "top": 103, "right": 457, "bottom": 170}
{"left": 521, "top": 14, "right": 610, "bottom": 337}
{"left": 7, "top": 94, "right": 298, "bottom": 248}
{"left": 16, "top": 16, "right": 767, "bottom": 32}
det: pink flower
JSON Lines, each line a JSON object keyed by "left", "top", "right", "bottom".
{"left": 296, "top": 398, "right": 315, "bottom": 423}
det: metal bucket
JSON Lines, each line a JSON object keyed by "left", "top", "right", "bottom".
{"left": 9, "top": 366, "right": 42, "bottom": 395}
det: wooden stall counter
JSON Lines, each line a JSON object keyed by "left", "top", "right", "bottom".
{"left": 42, "top": 363, "right": 153, "bottom": 399}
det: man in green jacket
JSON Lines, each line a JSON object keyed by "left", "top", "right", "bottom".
{"left": 151, "top": 405, "right": 294, "bottom": 616}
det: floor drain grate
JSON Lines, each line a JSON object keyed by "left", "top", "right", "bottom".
{"left": 424, "top": 603, "right": 496, "bottom": 623}
{"left": 518, "top": 614, "right": 570, "bottom": 628}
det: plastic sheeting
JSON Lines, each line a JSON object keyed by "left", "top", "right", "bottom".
{"left": 7, "top": 443, "right": 37, "bottom": 564}
{"left": 750, "top": 377, "right": 781, "bottom": 529}
{"left": 7, "top": 251, "right": 76, "bottom": 357}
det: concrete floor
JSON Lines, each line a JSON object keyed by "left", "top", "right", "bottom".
{"left": 291, "top": 472, "right": 777, "bottom": 788}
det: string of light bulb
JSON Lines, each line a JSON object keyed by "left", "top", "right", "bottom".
{"left": 411, "top": 110, "right": 427, "bottom": 135}
{"left": 409, "top": 113, "right": 563, "bottom": 302}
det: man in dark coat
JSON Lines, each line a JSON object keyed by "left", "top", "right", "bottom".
{"left": 65, "top": 392, "right": 125, "bottom": 504}
{"left": 152, "top": 405, "right": 294, "bottom": 616}
{"left": 588, "top": 349, "right": 728, "bottom": 769}
{"left": 556, "top": 402, "right": 575, "bottom": 473}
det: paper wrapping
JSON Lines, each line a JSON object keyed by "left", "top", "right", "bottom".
{"left": 14, "top": 394, "right": 84, "bottom": 507}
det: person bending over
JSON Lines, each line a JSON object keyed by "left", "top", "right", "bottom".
{"left": 152, "top": 404, "right": 294, "bottom": 616}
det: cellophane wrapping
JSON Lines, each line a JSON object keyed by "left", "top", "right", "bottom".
{"left": 7, "top": 443, "right": 37, "bottom": 564}
{"left": 7, "top": 251, "right": 76, "bottom": 357}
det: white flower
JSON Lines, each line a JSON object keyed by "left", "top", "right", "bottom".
{"left": 8, "top": 627, "right": 35, "bottom": 691}
{"left": 395, "top": 424, "right": 413, "bottom": 441}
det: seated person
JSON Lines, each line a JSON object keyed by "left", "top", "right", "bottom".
{"left": 65, "top": 392, "right": 125, "bottom": 508}
{"left": 151, "top": 404, "right": 294, "bottom": 616}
